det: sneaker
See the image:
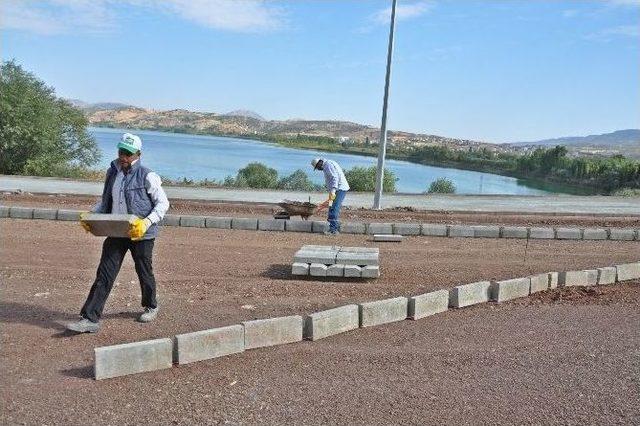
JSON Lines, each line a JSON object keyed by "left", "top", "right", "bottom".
{"left": 66, "top": 318, "right": 100, "bottom": 333}
{"left": 323, "top": 230, "right": 339, "bottom": 236}
{"left": 138, "top": 307, "right": 158, "bottom": 323}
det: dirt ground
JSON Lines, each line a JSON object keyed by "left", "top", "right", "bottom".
{"left": 3, "top": 192, "right": 640, "bottom": 227}
{"left": 1, "top": 218, "right": 639, "bottom": 425}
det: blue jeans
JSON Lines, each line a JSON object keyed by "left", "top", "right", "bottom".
{"left": 327, "top": 190, "right": 347, "bottom": 232}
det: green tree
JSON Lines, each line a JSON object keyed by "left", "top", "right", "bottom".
{"left": 0, "top": 60, "right": 100, "bottom": 175}
{"left": 344, "top": 166, "right": 397, "bottom": 192}
{"left": 277, "top": 169, "right": 317, "bottom": 191}
{"left": 236, "top": 162, "right": 278, "bottom": 189}
{"left": 427, "top": 177, "right": 456, "bottom": 194}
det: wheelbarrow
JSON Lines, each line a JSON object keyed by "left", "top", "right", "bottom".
{"left": 274, "top": 200, "right": 319, "bottom": 220}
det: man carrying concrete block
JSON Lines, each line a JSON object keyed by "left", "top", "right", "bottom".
{"left": 67, "top": 133, "right": 170, "bottom": 333}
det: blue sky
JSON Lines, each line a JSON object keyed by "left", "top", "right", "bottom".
{"left": 2, "top": 0, "right": 639, "bottom": 143}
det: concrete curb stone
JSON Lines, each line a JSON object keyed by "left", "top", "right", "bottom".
{"left": 421, "top": 224, "right": 448, "bottom": 237}
{"left": 231, "top": 218, "right": 258, "bottom": 231}
{"left": 9, "top": 206, "right": 34, "bottom": 219}
{"left": 285, "top": 220, "right": 313, "bottom": 233}
{"left": 56, "top": 209, "right": 81, "bottom": 221}
{"left": 344, "top": 265, "right": 362, "bottom": 277}
{"left": 174, "top": 325, "right": 244, "bottom": 365}
{"left": 548, "top": 272, "right": 559, "bottom": 289}
{"left": 0, "top": 205, "right": 9, "bottom": 218}
{"left": 609, "top": 228, "right": 635, "bottom": 241}
{"left": 326, "top": 264, "right": 344, "bottom": 277}
{"left": 408, "top": 289, "right": 449, "bottom": 320}
{"left": 94, "top": 338, "right": 173, "bottom": 380}
{"left": 205, "top": 216, "right": 232, "bottom": 229}
{"left": 180, "top": 215, "right": 206, "bottom": 228}
{"left": 449, "top": 281, "right": 491, "bottom": 308}
{"left": 304, "top": 305, "right": 359, "bottom": 341}
{"left": 559, "top": 270, "right": 589, "bottom": 287}
{"left": 359, "top": 297, "right": 408, "bottom": 327}
{"left": 490, "top": 277, "right": 531, "bottom": 302}
{"left": 373, "top": 234, "right": 402, "bottom": 242}
{"left": 291, "top": 263, "right": 310, "bottom": 276}
{"left": 33, "top": 208, "right": 57, "bottom": 220}
{"left": 392, "top": 223, "right": 421, "bottom": 236}
{"left": 243, "top": 316, "right": 303, "bottom": 350}
{"left": 501, "top": 226, "right": 528, "bottom": 239}
{"left": 258, "top": 219, "right": 285, "bottom": 232}
{"left": 312, "top": 221, "right": 328, "bottom": 233}
{"left": 366, "top": 223, "right": 393, "bottom": 235}
{"left": 582, "top": 228, "right": 608, "bottom": 240}
{"left": 616, "top": 262, "right": 640, "bottom": 281}
{"left": 340, "top": 222, "right": 366, "bottom": 234}
{"left": 310, "top": 263, "right": 328, "bottom": 277}
{"left": 529, "top": 273, "right": 549, "bottom": 293}
{"left": 361, "top": 265, "right": 380, "bottom": 278}
{"left": 597, "top": 267, "right": 617, "bottom": 285}
{"left": 584, "top": 269, "right": 598, "bottom": 286}
{"left": 472, "top": 225, "right": 500, "bottom": 238}
{"left": 529, "top": 227, "right": 555, "bottom": 239}
{"left": 161, "top": 214, "right": 181, "bottom": 227}
{"left": 556, "top": 228, "right": 583, "bottom": 240}
{"left": 448, "top": 225, "right": 474, "bottom": 238}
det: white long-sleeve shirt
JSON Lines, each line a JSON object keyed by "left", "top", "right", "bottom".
{"left": 92, "top": 160, "right": 170, "bottom": 224}
{"left": 322, "top": 159, "right": 350, "bottom": 192}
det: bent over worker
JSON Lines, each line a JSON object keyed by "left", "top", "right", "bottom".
{"left": 311, "top": 158, "right": 350, "bottom": 235}
{"left": 67, "top": 133, "right": 170, "bottom": 333}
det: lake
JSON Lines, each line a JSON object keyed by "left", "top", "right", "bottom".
{"left": 89, "top": 127, "right": 551, "bottom": 195}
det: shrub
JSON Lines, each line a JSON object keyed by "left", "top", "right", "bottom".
{"left": 235, "top": 162, "right": 278, "bottom": 189}
{"left": 427, "top": 177, "right": 456, "bottom": 194}
{"left": 344, "top": 166, "right": 397, "bottom": 192}
{"left": 612, "top": 188, "right": 640, "bottom": 197}
{"left": 277, "top": 169, "right": 317, "bottom": 191}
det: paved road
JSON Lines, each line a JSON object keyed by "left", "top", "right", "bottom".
{"left": 1, "top": 175, "right": 639, "bottom": 215}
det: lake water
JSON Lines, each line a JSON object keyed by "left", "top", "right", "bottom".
{"left": 89, "top": 127, "right": 550, "bottom": 195}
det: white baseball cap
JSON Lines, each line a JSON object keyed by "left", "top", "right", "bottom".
{"left": 118, "top": 133, "right": 142, "bottom": 154}
{"left": 311, "top": 158, "right": 323, "bottom": 170}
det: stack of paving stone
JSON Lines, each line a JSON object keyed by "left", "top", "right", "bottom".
{"left": 291, "top": 245, "right": 380, "bottom": 278}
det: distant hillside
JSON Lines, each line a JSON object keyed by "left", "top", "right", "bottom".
{"left": 223, "top": 110, "right": 265, "bottom": 121}
{"left": 508, "top": 129, "right": 640, "bottom": 159}
{"left": 78, "top": 102, "right": 492, "bottom": 151}
{"left": 513, "top": 129, "right": 640, "bottom": 147}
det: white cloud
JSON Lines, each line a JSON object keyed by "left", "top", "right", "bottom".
{"left": 0, "top": 0, "right": 285, "bottom": 35}
{"left": 371, "top": 1, "right": 435, "bottom": 25}
{"left": 0, "top": 0, "right": 116, "bottom": 35}
{"left": 586, "top": 24, "right": 640, "bottom": 41}
{"left": 155, "top": 0, "right": 284, "bottom": 33}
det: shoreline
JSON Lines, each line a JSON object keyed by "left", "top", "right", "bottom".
{"left": 88, "top": 125, "right": 593, "bottom": 196}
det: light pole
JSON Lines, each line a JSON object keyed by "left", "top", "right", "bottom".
{"left": 373, "top": 0, "right": 397, "bottom": 210}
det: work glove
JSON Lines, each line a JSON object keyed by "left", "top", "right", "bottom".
{"left": 79, "top": 211, "right": 91, "bottom": 233}
{"left": 328, "top": 190, "right": 336, "bottom": 206}
{"left": 129, "top": 217, "right": 152, "bottom": 241}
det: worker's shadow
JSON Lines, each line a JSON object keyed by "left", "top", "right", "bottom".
{"left": 0, "top": 301, "right": 138, "bottom": 338}
{"left": 262, "top": 264, "right": 372, "bottom": 283}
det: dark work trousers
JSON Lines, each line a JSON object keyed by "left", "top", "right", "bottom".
{"left": 81, "top": 237, "right": 157, "bottom": 322}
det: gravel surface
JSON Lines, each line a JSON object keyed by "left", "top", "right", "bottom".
{"left": 3, "top": 192, "right": 640, "bottom": 227}
{"left": 1, "top": 218, "right": 639, "bottom": 425}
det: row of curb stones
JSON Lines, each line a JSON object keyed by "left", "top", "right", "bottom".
{"left": 93, "top": 260, "right": 640, "bottom": 380}
{"left": 2, "top": 206, "right": 640, "bottom": 241}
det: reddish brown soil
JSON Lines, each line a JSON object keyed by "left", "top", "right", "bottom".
{"left": 1, "top": 218, "right": 639, "bottom": 424}
{"left": 3, "top": 192, "right": 640, "bottom": 227}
